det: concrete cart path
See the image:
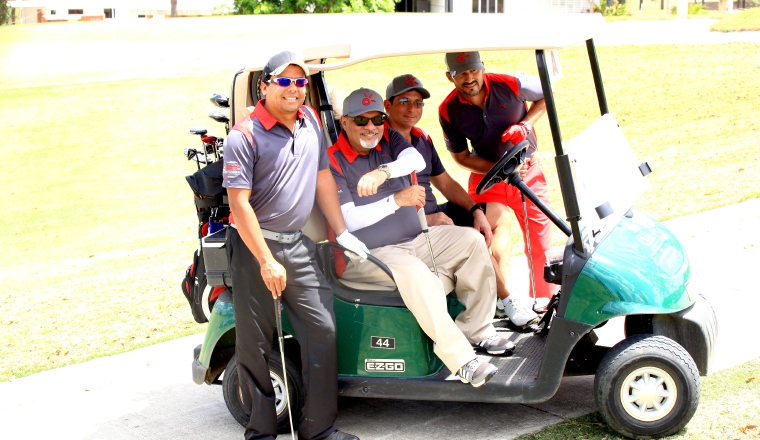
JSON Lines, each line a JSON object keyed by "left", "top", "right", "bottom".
{"left": 1, "top": 199, "right": 758, "bottom": 440}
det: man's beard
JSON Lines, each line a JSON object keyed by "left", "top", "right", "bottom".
{"left": 359, "top": 134, "right": 380, "bottom": 150}
{"left": 460, "top": 81, "right": 481, "bottom": 97}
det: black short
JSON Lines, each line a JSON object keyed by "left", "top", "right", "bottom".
{"left": 436, "top": 202, "right": 487, "bottom": 228}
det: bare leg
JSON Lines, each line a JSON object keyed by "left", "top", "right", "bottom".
{"left": 485, "top": 202, "right": 513, "bottom": 301}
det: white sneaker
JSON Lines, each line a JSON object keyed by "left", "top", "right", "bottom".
{"left": 503, "top": 296, "right": 540, "bottom": 327}
{"left": 457, "top": 358, "right": 498, "bottom": 387}
{"left": 494, "top": 298, "right": 508, "bottom": 318}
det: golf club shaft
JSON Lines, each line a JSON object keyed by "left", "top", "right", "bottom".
{"left": 521, "top": 193, "right": 538, "bottom": 306}
{"left": 411, "top": 173, "right": 439, "bottom": 277}
{"left": 274, "top": 297, "right": 296, "bottom": 440}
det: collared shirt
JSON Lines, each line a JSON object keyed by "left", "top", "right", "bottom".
{"left": 387, "top": 123, "right": 446, "bottom": 215}
{"left": 439, "top": 72, "right": 544, "bottom": 162}
{"left": 328, "top": 127, "right": 422, "bottom": 249}
{"left": 222, "top": 100, "right": 327, "bottom": 232}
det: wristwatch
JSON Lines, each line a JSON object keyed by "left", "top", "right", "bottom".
{"left": 469, "top": 204, "right": 485, "bottom": 216}
{"left": 376, "top": 164, "right": 391, "bottom": 180}
{"left": 519, "top": 121, "right": 533, "bottom": 134}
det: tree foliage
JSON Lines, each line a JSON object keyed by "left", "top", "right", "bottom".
{"left": 1, "top": 0, "right": 11, "bottom": 25}
{"left": 234, "top": 0, "right": 396, "bottom": 14}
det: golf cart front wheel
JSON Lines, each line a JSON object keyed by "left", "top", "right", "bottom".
{"left": 594, "top": 334, "right": 700, "bottom": 439}
{"left": 222, "top": 352, "right": 304, "bottom": 433}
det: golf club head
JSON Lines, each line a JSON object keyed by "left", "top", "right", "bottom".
{"left": 210, "top": 93, "right": 229, "bottom": 108}
{"left": 209, "top": 110, "right": 230, "bottom": 125}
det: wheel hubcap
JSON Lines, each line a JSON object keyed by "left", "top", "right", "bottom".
{"left": 270, "top": 371, "right": 287, "bottom": 416}
{"left": 236, "top": 371, "right": 288, "bottom": 417}
{"left": 620, "top": 366, "right": 678, "bottom": 422}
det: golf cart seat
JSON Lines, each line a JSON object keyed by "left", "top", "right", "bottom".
{"left": 302, "top": 203, "right": 405, "bottom": 308}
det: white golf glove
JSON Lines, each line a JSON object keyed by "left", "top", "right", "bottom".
{"left": 336, "top": 230, "right": 370, "bottom": 263}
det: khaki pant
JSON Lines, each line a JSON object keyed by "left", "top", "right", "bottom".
{"left": 342, "top": 225, "right": 497, "bottom": 373}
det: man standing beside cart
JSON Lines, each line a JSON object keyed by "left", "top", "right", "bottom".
{"left": 383, "top": 73, "right": 539, "bottom": 328}
{"left": 223, "top": 51, "right": 367, "bottom": 440}
{"left": 330, "top": 87, "right": 513, "bottom": 388}
{"left": 439, "top": 51, "right": 559, "bottom": 308}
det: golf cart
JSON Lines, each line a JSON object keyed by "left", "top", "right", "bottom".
{"left": 186, "top": 13, "right": 717, "bottom": 439}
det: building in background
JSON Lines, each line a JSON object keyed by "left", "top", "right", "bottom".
{"left": 396, "top": 0, "right": 594, "bottom": 13}
{"left": 8, "top": 0, "right": 233, "bottom": 24}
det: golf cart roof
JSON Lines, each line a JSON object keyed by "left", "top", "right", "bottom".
{"left": 243, "top": 13, "right": 606, "bottom": 73}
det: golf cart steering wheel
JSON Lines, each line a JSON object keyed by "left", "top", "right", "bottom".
{"left": 475, "top": 140, "right": 529, "bottom": 195}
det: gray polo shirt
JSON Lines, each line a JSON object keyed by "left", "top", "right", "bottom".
{"left": 327, "top": 128, "right": 422, "bottom": 250}
{"left": 222, "top": 101, "right": 327, "bottom": 232}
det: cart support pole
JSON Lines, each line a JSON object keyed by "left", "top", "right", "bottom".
{"left": 586, "top": 39, "right": 609, "bottom": 117}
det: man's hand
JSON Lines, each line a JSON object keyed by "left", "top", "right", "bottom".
{"left": 472, "top": 210, "right": 493, "bottom": 248}
{"left": 357, "top": 170, "right": 388, "bottom": 197}
{"left": 426, "top": 212, "right": 454, "bottom": 226}
{"left": 336, "top": 230, "right": 370, "bottom": 263}
{"left": 393, "top": 185, "right": 426, "bottom": 207}
{"left": 260, "top": 258, "right": 287, "bottom": 298}
{"left": 501, "top": 122, "right": 531, "bottom": 145}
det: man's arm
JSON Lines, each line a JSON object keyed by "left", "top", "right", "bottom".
{"left": 429, "top": 172, "right": 493, "bottom": 246}
{"left": 449, "top": 149, "right": 497, "bottom": 175}
{"left": 357, "top": 146, "right": 425, "bottom": 197}
{"left": 316, "top": 168, "right": 370, "bottom": 261}
{"left": 316, "top": 168, "right": 347, "bottom": 236}
{"left": 523, "top": 99, "right": 546, "bottom": 127}
{"left": 228, "top": 187, "right": 286, "bottom": 298}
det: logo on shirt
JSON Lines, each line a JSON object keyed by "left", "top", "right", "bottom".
{"left": 405, "top": 75, "right": 419, "bottom": 87}
{"left": 361, "top": 92, "right": 376, "bottom": 107}
{"left": 456, "top": 52, "right": 470, "bottom": 64}
{"left": 223, "top": 161, "right": 241, "bottom": 179}
{"left": 498, "top": 103, "right": 507, "bottom": 109}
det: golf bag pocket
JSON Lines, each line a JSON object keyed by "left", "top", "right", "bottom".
{"left": 202, "top": 226, "right": 232, "bottom": 288}
{"left": 182, "top": 247, "right": 210, "bottom": 324}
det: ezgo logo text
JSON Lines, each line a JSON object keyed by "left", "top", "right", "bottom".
{"left": 365, "top": 359, "right": 405, "bottom": 372}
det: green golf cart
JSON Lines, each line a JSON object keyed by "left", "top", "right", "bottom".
{"left": 188, "top": 13, "right": 717, "bottom": 439}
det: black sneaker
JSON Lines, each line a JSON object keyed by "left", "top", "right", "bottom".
{"left": 457, "top": 358, "right": 498, "bottom": 388}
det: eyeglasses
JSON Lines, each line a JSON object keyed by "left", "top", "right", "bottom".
{"left": 346, "top": 115, "right": 386, "bottom": 127}
{"left": 398, "top": 97, "right": 425, "bottom": 108}
{"left": 267, "top": 77, "right": 309, "bottom": 88}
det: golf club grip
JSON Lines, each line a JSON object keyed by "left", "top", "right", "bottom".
{"left": 410, "top": 172, "right": 429, "bottom": 231}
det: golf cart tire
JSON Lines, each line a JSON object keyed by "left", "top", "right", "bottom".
{"left": 594, "top": 334, "right": 700, "bottom": 439}
{"left": 222, "top": 352, "right": 304, "bottom": 433}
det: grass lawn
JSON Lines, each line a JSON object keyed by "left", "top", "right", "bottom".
{"left": 711, "top": 6, "right": 760, "bottom": 31}
{"left": 515, "top": 357, "right": 760, "bottom": 440}
{"left": 1, "top": 14, "right": 758, "bottom": 395}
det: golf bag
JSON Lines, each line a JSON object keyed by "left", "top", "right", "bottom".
{"left": 181, "top": 158, "right": 230, "bottom": 324}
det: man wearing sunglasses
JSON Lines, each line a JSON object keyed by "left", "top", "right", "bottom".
{"left": 439, "top": 51, "right": 559, "bottom": 311}
{"left": 328, "top": 87, "right": 512, "bottom": 389}
{"left": 223, "top": 51, "right": 366, "bottom": 440}
{"left": 384, "top": 74, "right": 539, "bottom": 329}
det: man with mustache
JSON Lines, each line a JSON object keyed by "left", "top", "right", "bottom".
{"left": 439, "top": 51, "right": 559, "bottom": 310}
{"left": 223, "top": 51, "right": 367, "bottom": 440}
{"left": 383, "top": 73, "right": 539, "bottom": 328}
{"left": 328, "top": 87, "right": 512, "bottom": 389}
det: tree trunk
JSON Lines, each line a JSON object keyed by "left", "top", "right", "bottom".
{"left": 171, "top": 0, "right": 178, "bottom": 17}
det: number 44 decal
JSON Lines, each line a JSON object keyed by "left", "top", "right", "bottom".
{"left": 370, "top": 336, "right": 395, "bottom": 349}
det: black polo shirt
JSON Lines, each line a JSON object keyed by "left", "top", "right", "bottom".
{"left": 439, "top": 72, "right": 543, "bottom": 162}
{"left": 328, "top": 127, "right": 422, "bottom": 250}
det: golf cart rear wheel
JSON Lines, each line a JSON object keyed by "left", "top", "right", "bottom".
{"left": 594, "top": 334, "right": 700, "bottom": 439}
{"left": 222, "top": 352, "right": 304, "bottom": 433}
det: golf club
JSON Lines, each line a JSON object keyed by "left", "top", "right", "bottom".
{"left": 411, "top": 172, "right": 439, "bottom": 278}
{"left": 274, "top": 296, "right": 296, "bottom": 440}
{"left": 521, "top": 192, "right": 538, "bottom": 311}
